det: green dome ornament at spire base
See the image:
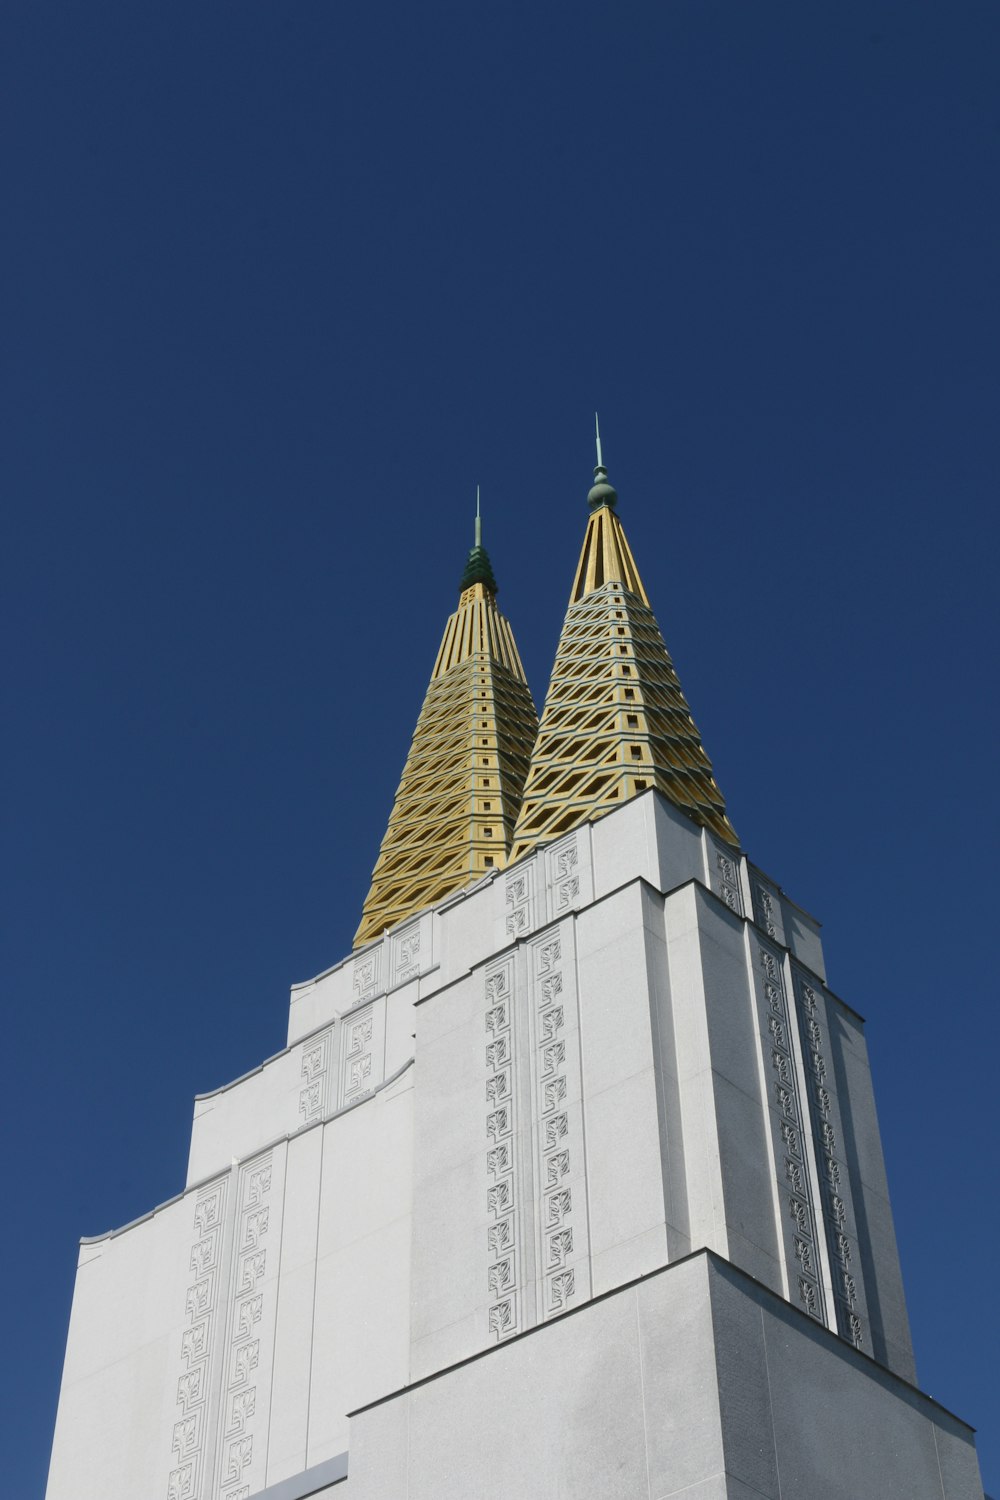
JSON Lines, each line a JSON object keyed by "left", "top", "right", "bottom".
{"left": 587, "top": 464, "right": 619, "bottom": 511}
{"left": 459, "top": 544, "right": 498, "bottom": 594}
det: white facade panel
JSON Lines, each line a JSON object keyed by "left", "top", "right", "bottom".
{"left": 48, "top": 791, "right": 968, "bottom": 1499}
{"left": 306, "top": 1071, "right": 413, "bottom": 1466}
{"left": 47, "top": 1201, "right": 189, "bottom": 1500}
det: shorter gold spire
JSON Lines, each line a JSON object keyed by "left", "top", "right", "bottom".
{"left": 355, "top": 508, "right": 538, "bottom": 948}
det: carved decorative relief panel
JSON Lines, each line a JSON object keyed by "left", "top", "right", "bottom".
{"left": 751, "top": 873, "right": 785, "bottom": 946}
{"left": 390, "top": 919, "right": 422, "bottom": 987}
{"left": 504, "top": 867, "right": 535, "bottom": 939}
{"left": 298, "top": 1027, "right": 334, "bottom": 1126}
{"left": 166, "top": 1148, "right": 287, "bottom": 1500}
{"left": 707, "top": 835, "right": 744, "bottom": 916}
{"left": 168, "top": 1178, "right": 229, "bottom": 1500}
{"left": 214, "top": 1153, "right": 274, "bottom": 1500}
{"left": 484, "top": 956, "right": 520, "bottom": 1340}
{"left": 339, "top": 999, "right": 386, "bottom": 1107}
{"left": 527, "top": 925, "right": 591, "bottom": 1320}
{"left": 543, "top": 833, "right": 581, "bottom": 918}
{"left": 750, "top": 940, "right": 826, "bottom": 1326}
{"left": 352, "top": 948, "right": 383, "bottom": 1005}
{"left": 791, "top": 967, "right": 871, "bottom": 1352}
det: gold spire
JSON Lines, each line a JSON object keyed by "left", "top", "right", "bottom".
{"left": 354, "top": 503, "right": 538, "bottom": 948}
{"left": 509, "top": 440, "right": 737, "bottom": 862}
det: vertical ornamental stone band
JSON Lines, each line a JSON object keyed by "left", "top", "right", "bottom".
{"left": 216, "top": 1154, "right": 273, "bottom": 1500}
{"left": 751, "top": 940, "right": 826, "bottom": 1324}
{"left": 485, "top": 957, "right": 519, "bottom": 1339}
{"left": 528, "top": 927, "right": 590, "bottom": 1317}
{"left": 169, "top": 1179, "right": 229, "bottom": 1500}
{"left": 793, "top": 967, "right": 870, "bottom": 1351}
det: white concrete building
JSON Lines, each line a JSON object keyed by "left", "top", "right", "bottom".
{"left": 47, "top": 457, "right": 987, "bottom": 1499}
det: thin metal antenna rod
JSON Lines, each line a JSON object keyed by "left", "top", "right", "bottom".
{"left": 595, "top": 412, "right": 604, "bottom": 470}
{"left": 475, "top": 484, "right": 482, "bottom": 547}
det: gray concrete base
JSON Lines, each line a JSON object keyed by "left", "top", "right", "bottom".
{"left": 345, "top": 1251, "right": 983, "bottom": 1500}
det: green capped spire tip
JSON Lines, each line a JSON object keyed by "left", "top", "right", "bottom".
{"left": 460, "top": 485, "right": 498, "bottom": 593}
{"left": 588, "top": 412, "right": 619, "bottom": 510}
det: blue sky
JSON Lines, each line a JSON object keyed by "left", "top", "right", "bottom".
{"left": 5, "top": 3, "right": 999, "bottom": 1494}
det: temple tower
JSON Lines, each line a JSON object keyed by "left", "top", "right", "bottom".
{"left": 46, "top": 447, "right": 986, "bottom": 1500}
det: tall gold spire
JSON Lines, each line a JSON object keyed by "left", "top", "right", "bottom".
{"left": 354, "top": 501, "right": 538, "bottom": 948}
{"left": 509, "top": 434, "right": 736, "bottom": 862}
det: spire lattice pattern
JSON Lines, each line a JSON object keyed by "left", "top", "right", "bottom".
{"left": 355, "top": 579, "right": 537, "bottom": 948}
{"left": 510, "top": 502, "right": 736, "bottom": 862}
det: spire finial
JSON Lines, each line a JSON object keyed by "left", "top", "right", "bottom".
{"left": 588, "top": 413, "right": 618, "bottom": 511}
{"left": 460, "top": 483, "right": 498, "bottom": 594}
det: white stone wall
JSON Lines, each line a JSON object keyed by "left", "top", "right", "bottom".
{"left": 49, "top": 789, "right": 922, "bottom": 1500}
{"left": 348, "top": 1254, "right": 983, "bottom": 1500}
{"left": 404, "top": 804, "right": 911, "bottom": 1382}
{"left": 47, "top": 1070, "right": 413, "bottom": 1500}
